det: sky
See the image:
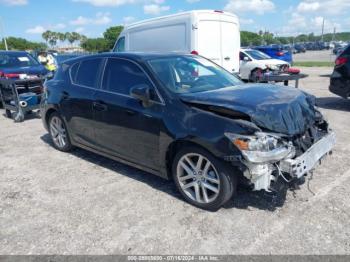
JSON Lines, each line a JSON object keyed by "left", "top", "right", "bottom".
{"left": 0, "top": 0, "right": 350, "bottom": 42}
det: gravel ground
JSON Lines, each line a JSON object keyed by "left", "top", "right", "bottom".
{"left": 294, "top": 50, "right": 336, "bottom": 62}
{"left": 1, "top": 67, "right": 350, "bottom": 255}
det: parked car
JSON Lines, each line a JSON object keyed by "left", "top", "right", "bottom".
{"left": 252, "top": 45, "right": 293, "bottom": 63}
{"left": 329, "top": 44, "right": 350, "bottom": 98}
{"left": 0, "top": 51, "right": 49, "bottom": 107}
{"left": 239, "top": 49, "right": 290, "bottom": 81}
{"left": 294, "top": 44, "right": 306, "bottom": 53}
{"left": 0, "top": 51, "right": 48, "bottom": 80}
{"left": 113, "top": 10, "right": 240, "bottom": 73}
{"left": 41, "top": 53, "right": 335, "bottom": 211}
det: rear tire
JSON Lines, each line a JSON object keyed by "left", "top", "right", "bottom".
{"left": 172, "top": 146, "right": 237, "bottom": 211}
{"left": 48, "top": 112, "right": 72, "bottom": 152}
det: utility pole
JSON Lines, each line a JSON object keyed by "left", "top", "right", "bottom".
{"left": 0, "top": 16, "right": 8, "bottom": 50}
{"left": 321, "top": 17, "right": 325, "bottom": 42}
{"left": 331, "top": 27, "right": 336, "bottom": 42}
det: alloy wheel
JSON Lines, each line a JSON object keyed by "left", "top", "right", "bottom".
{"left": 176, "top": 153, "right": 220, "bottom": 204}
{"left": 50, "top": 116, "right": 67, "bottom": 149}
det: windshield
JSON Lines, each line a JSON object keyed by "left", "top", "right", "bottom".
{"left": 148, "top": 56, "right": 242, "bottom": 94}
{"left": 0, "top": 53, "right": 40, "bottom": 69}
{"left": 245, "top": 50, "right": 271, "bottom": 60}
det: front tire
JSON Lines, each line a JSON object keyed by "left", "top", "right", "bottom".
{"left": 48, "top": 112, "right": 72, "bottom": 152}
{"left": 172, "top": 146, "right": 237, "bottom": 211}
{"left": 5, "top": 109, "right": 12, "bottom": 119}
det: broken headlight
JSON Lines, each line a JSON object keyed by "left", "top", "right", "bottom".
{"left": 225, "top": 132, "right": 294, "bottom": 164}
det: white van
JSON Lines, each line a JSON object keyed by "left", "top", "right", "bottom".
{"left": 113, "top": 10, "right": 240, "bottom": 73}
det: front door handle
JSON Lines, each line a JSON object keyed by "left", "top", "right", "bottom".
{"left": 224, "top": 57, "right": 231, "bottom": 61}
{"left": 93, "top": 101, "right": 108, "bottom": 112}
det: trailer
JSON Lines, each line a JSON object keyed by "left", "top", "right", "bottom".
{"left": 0, "top": 78, "right": 44, "bottom": 122}
{"left": 251, "top": 72, "right": 308, "bottom": 88}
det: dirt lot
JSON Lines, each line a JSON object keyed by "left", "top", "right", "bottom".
{"left": 1, "top": 67, "right": 350, "bottom": 255}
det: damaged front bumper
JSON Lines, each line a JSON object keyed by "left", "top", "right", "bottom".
{"left": 234, "top": 131, "right": 336, "bottom": 192}
{"left": 279, "top": 132, "right": 336, "bottom": 178}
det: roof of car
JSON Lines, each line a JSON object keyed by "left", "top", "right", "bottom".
{"left": 63, "top": 52, "right": 193, "bottom": 64}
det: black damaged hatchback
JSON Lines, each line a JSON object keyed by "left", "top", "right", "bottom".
{"left": 41, "top": 53, "right": 335, "bottom": 211}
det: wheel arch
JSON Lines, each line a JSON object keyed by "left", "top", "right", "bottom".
{"left": 165, "top": 139, "right": 219, "bottom": 180}
{"left": 45, "top": 108, "right": 58, "bottom": 126}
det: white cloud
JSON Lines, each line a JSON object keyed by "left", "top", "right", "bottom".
{"left": 280, "top": 13, "right": 341, "bottom": 36}
{"left": 72, "top": 0, "right": 136, "bottom": 7}
{"left": 297, "top": 1, "right": 320, "bottom": 12}
{"left": 25, "top": 23, "right": 67, "bottom": 34}
{"left": 123, "top": 16, "right": 136, "bottom": 24}
{"left": 0, "top": 0, "right": 27, "bottom": 5}
{"left": 70, "top": 12, "right": 112, "bottom": 25}
{"left": 72, "top": 0, "right": 165, "bottom": 6}
{"left": 297, "top": 0, "right": 350, "bottom": 15}
{"left": 26, "top": 25, "right": 45, "bottom": 34}
{"left": 224, "top": 0, "right": 275, "bottom": 15}
{"left": 240, "top": 18, "right": 254, "bottom": 25}
{"left": 52, "top": 23, "right": 66, "bottom": 30}
{"left": 75, "top": 27, "right": 85, "bottom": 33}
{"left": 143, "top": 4, "right": 170, "bottom": 15}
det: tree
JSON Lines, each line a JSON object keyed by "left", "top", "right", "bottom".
{"left": 65, "top": 32, "right": 74, "bottom": 46}
{"left": 58, "top": 32, "right": 66, "bottom": 44}
{"left": 240, "top": 31, "right": 262, "bottom": 46}
{"left": 1, "top": 37, "right": 47, "bottom": 51}
{"left": 103, "top": 26, "right": 123, "bottom": 50}
{"left": 42, "top": 30, "right": 52, "bottom": 45}
{"left": 81, "top": 37, "right": 109, "bottom": 52}
{"left": 48, "top": 32, "right": 59, "bottom": 47}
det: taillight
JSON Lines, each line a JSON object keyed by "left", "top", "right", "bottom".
{"left": 276, "top": 51, "right": 284, "bottom": 56}
{"left": 191, "top": 50, "right": 199, "bottom": 55}
{"left": 335, "top": 57, "right": 348, "bottom": 66}
{"left": 3, "top": 73, "right": 20, "bottom": 79}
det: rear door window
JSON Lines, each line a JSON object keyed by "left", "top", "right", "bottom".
{"left": 102, "top": 58, "right": 154, "bottom": 97}
{"left": 73, "top": 58, "right": 103, "bottom": 88}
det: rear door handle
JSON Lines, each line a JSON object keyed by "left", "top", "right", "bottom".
{"left": 93, "top": 101, "right": 108, "bottom": 112}
{"left": 224, "top": 57, "right": 231, "bottom": 61}
{"left": 124, "top": 109, "right": 136, "bottom": 116}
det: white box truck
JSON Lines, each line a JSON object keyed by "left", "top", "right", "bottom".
{"left": 113, "top": 10, "right": 240, "bottom": 73}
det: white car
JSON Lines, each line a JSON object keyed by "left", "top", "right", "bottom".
{"left": 239, "top": 49, "right": 290, "bottom": 81}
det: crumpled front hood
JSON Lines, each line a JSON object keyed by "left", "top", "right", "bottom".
{"left": 180, "top": 84, "right": 316, "bottom": 136}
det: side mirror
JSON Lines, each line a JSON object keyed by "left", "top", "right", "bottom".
{"left": 130, "top": 84, "right": 153, "bottom": 107}
{"left": 243, "top": 56, "right": 250, "bottom": 62}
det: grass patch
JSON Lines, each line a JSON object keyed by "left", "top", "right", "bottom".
{"left": 293, "top": 61, "right": 334, "bottom": 67}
